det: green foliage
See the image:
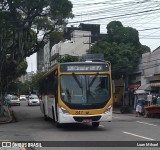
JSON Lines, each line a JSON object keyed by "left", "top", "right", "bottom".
{"left": 107, "top": 21, "right": 140, "bottom": 46}
{"left": 0, "top": 0, "right": 73, "bottom": 100}
{"left": 59, "top": 55, "right": 79, "bottom": 63}
{"left": 90, "top": 21, "right": 150, "bottom": 79}
{"left": 49, "top": 31, "right": 64, "bottom": 45}
{"left": 8, "top": 81, "right": 30, "bottom": 95}
{"left": 107, "top": 21, "right": 123, "bottom": 43}
{"left": 16, "top": 61, "right": 28, "bottom": 77}
{"left": 8, "top": 71, "right": 46, "bottom": 95}
{"left": 31, "top": 71, "right": 46, "bottom": 91}
{"left": 0, "top": 0, "right": 73, "bottom": 58}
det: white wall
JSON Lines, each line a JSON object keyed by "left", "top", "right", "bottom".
{"left": 141, "top": 47, "right": 160, "bottom": 85}
{"left": 51, "top": 30, "right": 91, "bottom": 58}
{"left": 142, "top": 47, "right": 160, "bottom": 76}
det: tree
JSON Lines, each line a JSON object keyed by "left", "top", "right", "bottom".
{"left": 90, "top": 21, "right": 150, "bottom": 79}
{"left": 59, "top": 55, "right": 79, "bottom": 63}
{"left": 31, "top": 71, "right": 46, "bottom": 92}
{"left": 0, "top": 0, "right": 73, "bottom": 102}
{"left": 8, "top": 80, "right": 29, "bottom": 95}
{"left": 106, "top": 21, "right": 140, "bottom": 46}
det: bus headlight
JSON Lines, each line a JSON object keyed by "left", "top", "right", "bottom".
{"left": 60, "top": 107, "right": 69, "bottom": 114}
{"left": 105, "top": 105, "right": 112, "bottom": 113}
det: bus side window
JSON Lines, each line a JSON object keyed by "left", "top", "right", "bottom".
{"left": 54, "top": 76, "right": 58, "bottom": 91}
{"left": 39, "top": 79, "right": 47, "bottom": 95}
{"left": 52, "top": 70, "right": 58, "bottom": 94}
{"left": 53, "top": 70, "right": 58, "bottom": 105}
{"left": 47, "top": 73, "right": 55, "bottom": 95}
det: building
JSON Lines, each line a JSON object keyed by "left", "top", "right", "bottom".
{"left": 37, "top": 48, "right": 44, "bottom": 71}
{"left": 128, "top": 46, "right": 160, "bottom": 100}
{"left": 18, "top": 71, "right": 35, "bottom": 83}
{"left": 50, "top": 30, "right": 91, "bottom": 66}
{"left": 64, "top": 23, "right": 101, "bottom": 43}
{"left": 37, "top": 23, "right": 107, "bottom": 71}
{"left": 141, "top": 47, "right": 160, "bottom": 95}
{"left": 43, "top": 41, "right": 51, "bottom": 71}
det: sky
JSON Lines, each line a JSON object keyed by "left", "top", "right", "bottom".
{"left": 27, "top": 0, "right": 160, "bottom": 72}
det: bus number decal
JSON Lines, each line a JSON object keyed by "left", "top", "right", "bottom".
{"left": 86, "top": 111, "right": 90, "bottom": 115}
{"left": 75, "top": 111, "right": 83, "bottom": 115}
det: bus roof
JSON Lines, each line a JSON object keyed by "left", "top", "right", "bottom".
{"left": 60, "top": 61, "right": 110, "bottom": 65}
{"left": 41, "top": 61, "right": 111, "bottom": 79}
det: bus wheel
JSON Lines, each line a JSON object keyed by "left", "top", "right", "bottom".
{"left": 55, "top": 122, "right": 61, "bottom": 128}
{"left": 92, "top": 122, "right": 99, "bottom": 128}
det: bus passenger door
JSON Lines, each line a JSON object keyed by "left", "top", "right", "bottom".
{"left": 53, "top": 71, "right": 58, "bottom": 122}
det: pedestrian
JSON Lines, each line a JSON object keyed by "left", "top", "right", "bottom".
{"left": 152, "top": 96, "right": 157, "bottom": 105}
{"left": 114, "top": 95, "right": 118, "bottom": 107}
{"left": 136, "top": 98, "right": 144, "bottom": 117}
{"left": 147, "top": 94, "right": 152, "bottom": 106}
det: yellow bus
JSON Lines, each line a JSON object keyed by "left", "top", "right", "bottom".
{"left": 39, "top": 61, "right": 113, "bottom": 128}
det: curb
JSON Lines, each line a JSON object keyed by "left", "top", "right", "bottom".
{"left": 113, "top": 111, "right": 121, "bottom": 114}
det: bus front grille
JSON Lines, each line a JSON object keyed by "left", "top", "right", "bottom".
{"left": 73, "top": 116, "right": 101, "bottom": 122}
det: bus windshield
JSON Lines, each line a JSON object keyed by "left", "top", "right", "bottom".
{"left": 60, "top": 74, "right": 110, "bottom": 109}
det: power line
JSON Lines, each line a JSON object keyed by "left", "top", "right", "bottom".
{"left": 77, "top": 1, "right": 159, "bottom": 14}
{"left": 69, "top": 8, "right": 160, "bottom": 23}
{"left": 139, "top": 27, "right": 160, "bottom": 31}
{"left": 72, "top": 0, "right": 159, "bottom": 16}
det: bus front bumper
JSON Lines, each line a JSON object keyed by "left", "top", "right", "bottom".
{"left": 58, "top": 107, "right": 112, "bottom": 124}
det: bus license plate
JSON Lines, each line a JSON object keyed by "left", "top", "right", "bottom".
{"left": 82, "top": 119, "right": 92, "bottom": 123}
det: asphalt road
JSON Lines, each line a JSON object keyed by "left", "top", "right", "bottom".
{"left": 0, "top": 101, "right": 160, "bottom": 150}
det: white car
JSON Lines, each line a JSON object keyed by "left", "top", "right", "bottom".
{"left": 28, "top": 95, "right": 40, "bottom": 106}
{"left": 19, "top": 95, "right": 26, "bottom": 101}
{"left": 5, "top": 94, "right": 20, "bottom": 106}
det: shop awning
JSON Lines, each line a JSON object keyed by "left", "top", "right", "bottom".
{"left": 150, "top": 82, "right": 160, "bottom": 87}
{"left": 134, "top": 89, "right": 147, "bottom": 94}
{"left": 138, "top": 83, "right": 151, "bottom": 91}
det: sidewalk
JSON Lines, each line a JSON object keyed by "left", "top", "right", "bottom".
{"left": 0, "top": 107, "right": 16, "bottom": 124}
{"left": 113, "top": 106, "right": 136, "bottom": 114}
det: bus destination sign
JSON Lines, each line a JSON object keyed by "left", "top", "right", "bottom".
{"left": 60, "top": 64, "right": 109, "bottom": 72}
{"left": 67, "top": 65, "right": 102, "bottom": 71}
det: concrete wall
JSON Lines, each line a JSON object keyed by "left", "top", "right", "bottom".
{"left": 51, "top": 30, "right": 91, "bottom": 59}
{"left": 142, "top": 47, "right": 160, "bottom": 76}
{"left": 141, "top": 47, "right": 160, "bottom": 84}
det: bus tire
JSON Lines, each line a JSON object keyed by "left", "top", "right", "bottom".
{"left": 43, "top": 105, "right": 48, "bottom": 121}
{"left": 92, "top": 122, "right": 99, "bottom": 128}
{"left": 55, "top": 121, "right": 62, "bottom": 128}
{"left": 55, "top": 109, "right": 62, "bottom": 128}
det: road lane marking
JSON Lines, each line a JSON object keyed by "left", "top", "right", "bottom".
{"left": 123, "top": 131, "right": 155, "bottom": 141}
{"left": 99, "top": 125, "right": 105, "bottom": 128}
{"left": 113, "top": 116, "right": 121, "bottom": 119}
{"left": 136, "top": 121, "right": 157, "bottom": 127}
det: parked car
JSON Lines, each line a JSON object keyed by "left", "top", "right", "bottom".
{"left": 28, "top": 95, "right": 40, "bottom": 106}
{"left": 19, "top": 95, "right": 26, "bottom": 101}
{"left": 5, "top": 94, "right": 20, "bottom": 106}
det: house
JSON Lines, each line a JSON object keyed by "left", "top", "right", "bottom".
{"left": 141, "top": 47, "right": 160, "bottom": 95}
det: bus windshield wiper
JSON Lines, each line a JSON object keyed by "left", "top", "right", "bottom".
{"left": 72, "top": 73, "right": 82, "bottom": 88}
{"left": 89, "top": 73, "right": 99, "bottom": 87}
